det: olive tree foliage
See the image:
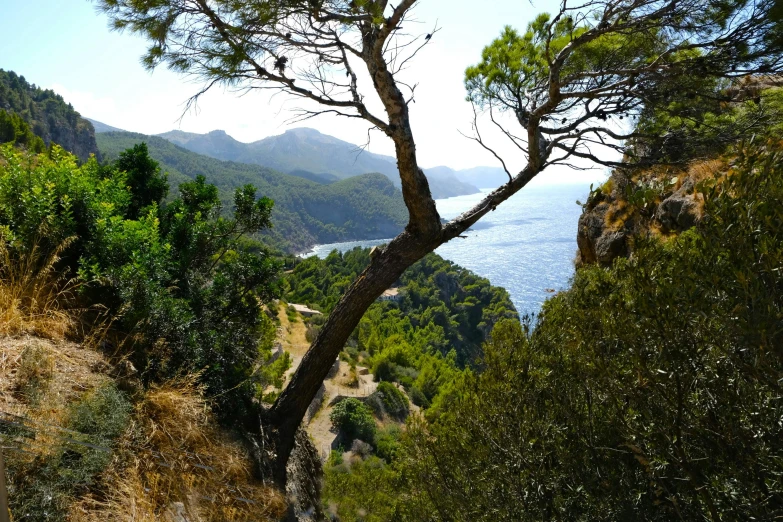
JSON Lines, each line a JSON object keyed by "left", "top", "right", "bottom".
{"left": 95, "top": 0, "right": 781, "bottom": 483}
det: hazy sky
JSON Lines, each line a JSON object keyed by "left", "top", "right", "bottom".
{"left": 0, "top": 0, "right": 607, "bottom": 184}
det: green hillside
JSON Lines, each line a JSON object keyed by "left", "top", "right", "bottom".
{"left": 97, "top": 131, "right": 408, "bottom": 252}
{"left": 0, "top": 69, "right": 98, "bottom": 161}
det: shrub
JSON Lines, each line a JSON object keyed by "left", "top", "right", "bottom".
{"left": 375, "top": 425, "right": 402, "bottom": 464}
{"left": 350, "top": 439, "right": 374, "bottom": 459}
{"left": 330, "top": 398, "right": 376, "bottom": 445}
{"left": 407, "top": 386, "right": 430, "bottom": 409}
{"left": 286, "top": 304, "right": 298, "bottom": 323}
{"left": 401, "top": 142, "right": 783, "bottom": 521}
{"left": 369, "top": 381, "right": 409, "bottom": 420}
{"left": 305, "top": 323, "right": 320, "bottom": 342}
{"left": 1, "top": 142, "right": 281, "bottom": 424}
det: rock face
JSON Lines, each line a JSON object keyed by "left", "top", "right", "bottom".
{"left": 656, "top": 192, "right": 701, "bottom": 232}
{"left": 43, "top": 114, "right": 99, "bottom": 162}
{"left": 284, "top": 430, "right": 325, "bottom": 521}
{"left": 577, "top": 200, "right": 629, "bottom": 266}
{"left": 577, "top": 169, "right": 704, "bottom": 267}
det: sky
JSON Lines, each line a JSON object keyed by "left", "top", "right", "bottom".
{"left": 0, "top": 0, "right": 608, "bottom": 185}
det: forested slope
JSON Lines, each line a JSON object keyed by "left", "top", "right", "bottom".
{"left": 0, "top": 69, "right": 98, "bottom": 161}
{"left": 97, "top": 131, "right": 408, "bottom": 252}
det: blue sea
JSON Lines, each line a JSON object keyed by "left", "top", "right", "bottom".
{"left": 302, "top": 183, "right": 593, "bottom": 317}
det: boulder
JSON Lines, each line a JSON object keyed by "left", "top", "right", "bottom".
{"left": 656, "top": 193, "right": 701, "bottom": 232}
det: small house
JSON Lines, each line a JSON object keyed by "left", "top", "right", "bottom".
{"left": 378, "top": 288, "right": 403, "bottom": 302}
{"left": 290, "top": 303, "right": 322, "bottom": 317}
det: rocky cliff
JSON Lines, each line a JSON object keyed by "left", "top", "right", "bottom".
{"left": 0, "top": 69, "right": 99, "bottom": 162}
{"left": 576, "top": 161, "right": 716, "bottom": 266}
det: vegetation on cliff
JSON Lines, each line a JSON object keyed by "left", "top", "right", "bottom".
{"left": 285, "top": 247, "right": 517, "bottom": 369}
{"left": 578, "top": 80, "right": 783, "bottom": 266}
{"left": 317, "top": 137, "right": 783, "bottom": 521}
{"left": 0, "top": 69, "right": 99, "bottom": 161}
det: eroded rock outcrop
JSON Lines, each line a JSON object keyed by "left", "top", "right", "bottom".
{"left": 577, "top": 166, "right": 707, "bottom": 267}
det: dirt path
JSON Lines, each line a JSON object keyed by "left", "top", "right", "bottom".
{"left": 276, "top": 303, "right": 311, "bottom": 383}
{"left": 273, "top": 305, "right": 378, "bottom": 457}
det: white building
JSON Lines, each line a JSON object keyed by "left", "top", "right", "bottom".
{"left": 378, "top": 288, "right": 403, "bottom": 302}
{"left": 290, "top": 303, "right": 322, "bottom": 317}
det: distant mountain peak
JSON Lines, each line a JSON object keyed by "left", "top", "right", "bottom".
{"left": 285, "top": 127, "right": 322, "bottom": 135}
{"left": 86, "top": 118, "right": 126, "bottom": 134}
{"left": 154, "top": 126, "right": 509, "bottom": 197}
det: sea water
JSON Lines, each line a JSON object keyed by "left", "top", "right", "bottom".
{"left": 303, "top": 183, "right": 592, "bottom": 317}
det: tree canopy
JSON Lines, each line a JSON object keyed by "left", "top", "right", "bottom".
{"left": 96, "top": 0, "right": 783, "bottom": 485}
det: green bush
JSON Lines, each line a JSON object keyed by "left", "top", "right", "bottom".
{"left": 330, "top": 398, "right": 376, "bottom": 445}
{"left": 0, "top": 141, "right": 282, "bottom": 424}
{"left": 370, "top": 381, "right": 409, "bottom": 420}
{"left": 407, "top": 385, "right": 429, "bottom": 409}
{"left": 375, "top": 425, "right": 402, "bottom": 464}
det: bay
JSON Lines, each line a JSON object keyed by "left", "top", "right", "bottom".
{"left": 302, "top": 183, "right": 592, "bottom": 316}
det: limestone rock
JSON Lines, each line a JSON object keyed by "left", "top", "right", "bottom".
{"left": 656, "top": 193, "right": 701, "bottom": 232}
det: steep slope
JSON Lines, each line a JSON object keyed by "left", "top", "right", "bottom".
{"left": 96, "top": 131, "right": 408, "bottom": 252}
{"left": 157, "top": 127, "right": 481, "bottom": 199}
{"left": 0, "top": 69, "right": 99, "bottom": 161}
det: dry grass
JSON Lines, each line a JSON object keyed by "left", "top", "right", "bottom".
{"left": 0, "top": 237, "right": 79, "bottom": 339}
{"left": 71, "top": 376, "right": 287, "bottom": 522}
{"left": 686, "top": 159, "right": 725, "bottom": 186}
{"left": 604, "top": 200, "right": 635, "bottom": 231}
{"left": 14, "top": 341, "right": 55, "bottom": 403}
{"left": 0, "top": 337, "right": 111, "bottom": 426}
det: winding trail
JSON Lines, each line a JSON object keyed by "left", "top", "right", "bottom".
{"left": 275, "top": 304, "right": 377, "bottom": 458}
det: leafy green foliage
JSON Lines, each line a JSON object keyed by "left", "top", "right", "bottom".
{"left": 96, "top": 132, "right": 408, "bottom": 253}
{"left": 374, "top": 425, "right": 402, "bottom": 464}
{"left": 287, "top": 248, "right": 517, "bottom": 364}
{"left": 399, "top": 141, "right": 783, "bottom": 520}
{"left": 330, "top": 398, "right": 377, "bottom": 445}
{"left": 286, "top": 247, "right": 516, "bottom": 414}
{"left": 115, "top": 143, "right": 168, "bottom": 219}
{"left": 322, "top": 454, "right": 428, "bottom": 522}
{"left": 465, "top": 15, "right": 660, "bottom": 111}
{"left": 0, "top": 109, "right": 45, "bottom": 153}
{"left": 367, "top": 381, "right": 409, "bottom": 421}
{"left": 0, "top": 142, "right": 282, "bottom": 423}
{"left": 634, "top": 83, "right": 783, "bottom": 163}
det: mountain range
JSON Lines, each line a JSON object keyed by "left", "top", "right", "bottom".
{"left": 150, "top": 126, "right": 508, "bottom": 195}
